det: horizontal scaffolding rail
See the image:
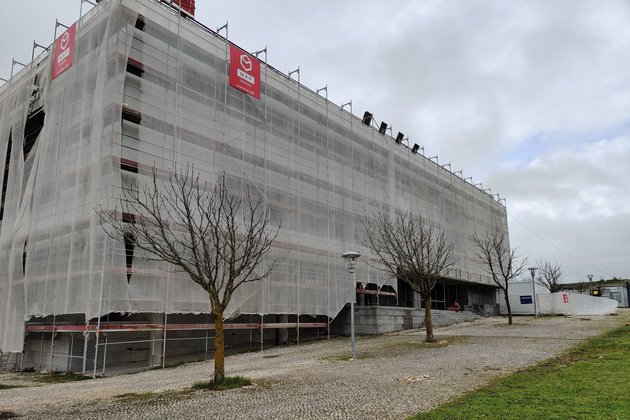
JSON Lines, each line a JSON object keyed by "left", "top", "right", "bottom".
{"left": 26, "top": 321, "right": 329, "bottom": 333}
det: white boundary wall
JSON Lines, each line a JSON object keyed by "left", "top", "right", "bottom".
{"left": 538, "top": 293, "right": 618, "bottom": 316}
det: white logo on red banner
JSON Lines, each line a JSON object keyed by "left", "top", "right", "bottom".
{"left": 229, "top": 45, "right": 260, "bottom": 100}
{"left": 240, "top": 54, "right": 252, "bottom": 72}
{"left": 52, "top": 23, "right": 76, "bottom": 80}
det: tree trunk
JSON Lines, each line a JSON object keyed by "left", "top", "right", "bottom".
{"left": 213, "top": 307, "right": 225, "bottom": 384}
{"left": 503, "top": 292, "right": 513, "bottom": 325}
{"left": 423, "top": 293, "right": 435, "bottom": 342}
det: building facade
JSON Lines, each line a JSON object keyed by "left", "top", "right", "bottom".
{"left": 0, "top": 0, "right": 508, "bottom": 372}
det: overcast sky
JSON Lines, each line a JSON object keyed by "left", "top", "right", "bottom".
{"left": 1, "top": 0, "right": 629, "bottom": 283}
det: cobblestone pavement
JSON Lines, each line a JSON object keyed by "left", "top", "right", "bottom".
{"left": 1, "top": 311, "right": 627, "bottom": 419}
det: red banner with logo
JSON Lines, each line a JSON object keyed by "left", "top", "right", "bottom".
{"left": 52, "top": 23, "right": 77, "bottom": 80}
{"left": 229, "top": 45, "right": 260, "bottom": 100}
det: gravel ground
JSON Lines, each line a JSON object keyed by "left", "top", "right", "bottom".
{"left": 1, "top": 311, "right": 627, "bottom": 419}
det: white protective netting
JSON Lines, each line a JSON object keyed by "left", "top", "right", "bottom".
{"left": 0, "top": 0, "right": 508, "bottom": 353}
{"left": 537, "top": 293, "right": 618, "bottom": 316}
{"left": 0, "top": 0, "right": 138, "bottom": 352}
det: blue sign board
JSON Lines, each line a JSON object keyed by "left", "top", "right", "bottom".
{"left": 520, "top": 295, "right": 533, "bottom": 304}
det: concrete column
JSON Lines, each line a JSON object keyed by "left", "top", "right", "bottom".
{"left": 357, "top": 289, "right": 365, "bottom": 306}
{"left": 149, "top": 313, "right": 164, "bottom": 367}
{"left": 277, "top": 314, "right": 289, "bottom": 344}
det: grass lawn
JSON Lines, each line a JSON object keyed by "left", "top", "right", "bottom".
{"left": 191, "top": 375, "right": 252, "bottom": 391}
{"left": 0, "top": 384, "right": 24, "bottom": 390}
{"left": 412, "top": 323, "right": 630, "bottom": 419}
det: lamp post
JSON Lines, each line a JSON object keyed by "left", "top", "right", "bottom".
{"left": 528, "top": 267, "right": 538, "bottom": 318}
{"left": 342, "top": 251, "right": 360, "bottom": 360}
{"left": 587, "top": 274, "right": 593, "bottom": 295}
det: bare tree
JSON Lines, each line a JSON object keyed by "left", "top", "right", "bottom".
{"left": 359, "top": 209, "right": 458, "bottom": 342}
{"left": 97, "top": 166, "right": 279, "bottom": 384}
{"left": 470, "top": 227, "right": 527, "bottom": 325}
{"left": 536, "top": 260, "right": 563, "bottom": 293}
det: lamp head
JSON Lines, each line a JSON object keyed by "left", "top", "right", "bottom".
{"left": 342, "top": 251, "right": 361, "bottom": 262}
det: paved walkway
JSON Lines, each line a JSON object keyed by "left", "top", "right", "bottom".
{"left": 1, "top": 311, "right": 627, "bottom": 419}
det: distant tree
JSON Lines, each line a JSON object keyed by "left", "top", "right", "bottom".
{"left": 536, "top": 260, "right": 563, "bottom": 293}
{"left": 471, "top": 227, "right": 527, "bottom": 325}
{"left": 97, "top": 166, "right": 279, "bottom": 384}
{"left": 359, "top": 209, "right": 458, "bottom": 342}
{"left": 574, "top": 282, "right": 589, "bottom": 294}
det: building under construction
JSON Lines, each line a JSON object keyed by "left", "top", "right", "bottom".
{"left": 0, "top": 0, "right": 509, "bottom": 374}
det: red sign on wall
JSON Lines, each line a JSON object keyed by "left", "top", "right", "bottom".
{"left": 562, "top": 293, "right": 569, "bottom": 304}
{"left": 229, "top": 45, "right": 260, "bottom": 100}
{"left": 52, "top": 23, "right": 76, "bottom": 80}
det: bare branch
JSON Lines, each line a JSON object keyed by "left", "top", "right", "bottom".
{"left": 96, "top": 165, "right": 279, "bottom": 383}
{"left": 470, "top": 227, "right": 527, "bottom": 325}
{"left": 359, "top": 208, "right": 458, "bottom": 342}
{"left": 536, "top": 260, "right": 563, "bottom": 293}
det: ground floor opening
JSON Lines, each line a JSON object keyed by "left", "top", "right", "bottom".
{"left": 2, "top": 279, "right": 499, "bottom": 374}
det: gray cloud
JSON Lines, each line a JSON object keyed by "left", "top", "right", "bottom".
{"left": 488, "top": 133, "right": 630, "bottom": 280}
{"left": 2, "top": 0, "right": 628, "bottom": 280}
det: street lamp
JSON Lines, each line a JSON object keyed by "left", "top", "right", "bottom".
{"left": 342, "top": 251, "right": 360, "bottom": 360}
{"left": 587, "top": 274, "right": 593, "bottom": 295}
{"left": 528, "top": 267, "right": 538, "bottom": 318}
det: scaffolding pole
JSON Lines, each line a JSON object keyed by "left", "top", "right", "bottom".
{"left": 260, "top": 314, "right": 264, "bottom": 352}
{"left": 82, "top": 323, "right": 89, "bottom": 375}
{"left": 48, "top": 315, "right": 56, "bottom": 372}
{"left": 92, "top": 238, "right": 109, "bottom": 378}
{"left": 101, "top": 333, "right": 108, "bottom": 376}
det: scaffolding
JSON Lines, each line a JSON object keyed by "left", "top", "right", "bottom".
{"left": 24, "top": 315, "right": 330, "bottom": 376}
{"left": 0, "top": 0, "right": 508, "bottom": 370}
